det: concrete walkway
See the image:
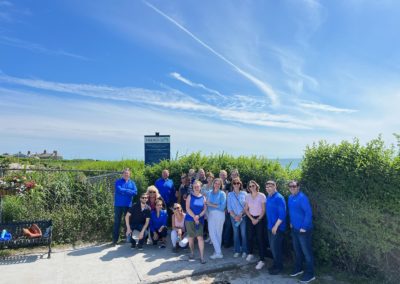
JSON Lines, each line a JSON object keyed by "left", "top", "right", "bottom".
{"left": 0, "top": 241, "right": 300, "bottom": 284}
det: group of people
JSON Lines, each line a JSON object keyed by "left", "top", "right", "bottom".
{"left": 112, "top": 168, "right": 316, "bottom": 283}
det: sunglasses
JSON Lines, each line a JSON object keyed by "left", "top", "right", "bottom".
{"left": 249, "top": 184, "right": 256, "bottom": 188}
{"left": 233, "top": 182, "right": 240, "bottom": 185}
{"left": 141, "top": 197, "right": 148, "bottom": 199}
{"left": 173, "top": 207, "right": 180, "bottom": 210}
{"left": 289, "top": 185, "right": 297, "bottom": 188}
{"left": 149, "top": 191, "right": 155, "bottom": 193}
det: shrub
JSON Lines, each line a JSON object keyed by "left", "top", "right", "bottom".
{"left": 301, "top": 137, "right": 400, "bottom": 283}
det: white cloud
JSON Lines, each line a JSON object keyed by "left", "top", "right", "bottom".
{"left": 298, "top": 101, "right": 357, "bottom": 113}
{"left": 270, "top": 46, "right": 319, "bottom": 94}
{"left": 0, "top": 74, "right": 309, "bottom": 129}
{"left": 143, "top": 1, "right": 279, "bottom": 106}
{"left": 0, "top": 89, "right": 319, "bottom": 159}
{"left": 170, "top": 72, "right": 224, "bottom": 98}
{"left": 0, "top": 36, "right": 89, "bottom": 60}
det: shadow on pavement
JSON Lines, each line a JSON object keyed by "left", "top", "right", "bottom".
{"left": 0, "top": 254, "right": 41, "bottom": 265}
{"left": 67, "top": 243, "right": 111, "bottom": 257}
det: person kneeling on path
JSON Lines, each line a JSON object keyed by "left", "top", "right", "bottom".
{"left": 125, "top": 193, "right": 151, "bottom": 250}
{"left": 150, "top": 200, "right": 168, "bottom": 248}
{"left": 171, "top": 203, "right": 188, "bottom": 252}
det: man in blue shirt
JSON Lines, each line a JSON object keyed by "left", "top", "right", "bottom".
{"left": 288, "top": 180, "right": 315, "bottom": 283}
{"left": 112, "top": 168, "right": 137, "bottom": 245}
{"left": 265, "top": 180, "right": 286, "bottom": 274}
{"left": 155, "top": 169, "right": 175, "bottom": 223}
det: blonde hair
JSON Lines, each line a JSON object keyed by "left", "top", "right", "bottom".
{"left": 146, "top": 185, "right": 161, "bottom": 199}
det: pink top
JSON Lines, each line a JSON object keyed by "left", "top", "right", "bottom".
{"left": 245, "top": 192, "right": 266, "bottom": 216}
{"left": 174, "top": 213, "right": 186, "bottom": 231}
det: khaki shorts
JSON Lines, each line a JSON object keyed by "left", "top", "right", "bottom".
{"left": 185, "top": 221, "right": 204, "bottom": 238}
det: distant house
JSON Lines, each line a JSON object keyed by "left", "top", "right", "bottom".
{"left": 14, "top": 151, "right": 28, "bottom": 158}
{"left": 1, "top": 150, "right": 63, "bottom": 160}
{"left": 29, "top": 150, "right": 63, "bottom": 160}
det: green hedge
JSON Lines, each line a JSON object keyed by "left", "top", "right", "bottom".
{"left": 2, "top": 141, "right": 398, "bottom": 283}
{"left": 301, "top": 137, "right": 400, "bottom": 283}
{"left": 1, "top": 153, "right": 298, "bottom": 244}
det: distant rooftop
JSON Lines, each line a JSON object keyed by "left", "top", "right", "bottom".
{"left": 2, "top": 150, "right": 63, "bottom": 160}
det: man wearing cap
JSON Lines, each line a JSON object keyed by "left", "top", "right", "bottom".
{"left": 112, "top": 168, "right": 137, "bottom": 245}
{"left": 288, "top": 181, "right": 315, "bottom": 283}
{"left": 265, "top": 180, "right": 287, "bottom": 275}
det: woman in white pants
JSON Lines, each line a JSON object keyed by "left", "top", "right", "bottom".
{"left": 206, "top": 178, "right": 227, "bottom": 259}
{"left": 170, "top": 203, "right": 188, "bottom": 252}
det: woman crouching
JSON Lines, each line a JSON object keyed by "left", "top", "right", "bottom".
{"left": 149, "top": 199, "right": 168, "bottom": 248}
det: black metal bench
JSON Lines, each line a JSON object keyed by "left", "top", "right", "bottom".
{"left": 0, "top": 220, "right": 53, "bottom": 258}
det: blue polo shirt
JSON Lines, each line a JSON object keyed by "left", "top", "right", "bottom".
{"left": 155, "top": 178, "right": 176, "bottom": 205}
{"left": 288, "top": 191, "right": 313, "bottom": 230}
{"left": 114, "top": 178, "right": 137, "bottom": 207}
{"left": 266, "top": 191, "right": 287, "bottom": 231}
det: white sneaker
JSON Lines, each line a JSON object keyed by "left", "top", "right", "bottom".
{"left": 233, "top": 253, "right": 240, "bottom": 258}
{"left": 246, "top": 254, "right": 254, "bottom": 261}
{"left": 209, "top": 253, "right": 223, "bottom": 259}
{"left": 242, "top": 252, "right": 247, "bottom": 259}
{"left": 255, "top": 260, "right": 265, "bottom": 270}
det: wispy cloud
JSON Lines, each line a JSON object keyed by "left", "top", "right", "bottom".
{"left": 0, "top": 74, "right": 312, "bottom": 129}
{"left": 0, "top": 36, "right": 89, "bottom": 60}
{"left": 170, "top": 72, "right": 224, "bottom": 98}
{"left": 142, "top": 1, "right": 279, "bottom": 106}
{"left": 270, "top": 46, "right": 318, "bottom": 95}
{"left": 298, "top": 101, "right": 357, "bottom": 113}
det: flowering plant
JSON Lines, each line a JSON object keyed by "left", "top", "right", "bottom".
{"left": 0, "top": 174, "right": 37, "bottom": 196}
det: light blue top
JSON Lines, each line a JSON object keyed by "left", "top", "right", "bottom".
{"left": 227, "top": 190, "right": 247, "bottom": 216}
{"left": 206, "top": 190, "right": 226, "bottom": 212}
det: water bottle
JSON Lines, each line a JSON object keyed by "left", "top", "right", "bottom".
{"left": 1, "top": 229, "right": 6, "bottom": 239}
{"left": 126, "top": 232, "right": 131, "bottom": 243}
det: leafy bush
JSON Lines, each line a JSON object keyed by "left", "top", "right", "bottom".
{"left": 2, "top": 173, "right": 114, "bottom": 244}
{"left": 301, "top": 137, "right": 400, "bottom": 283}
{"left": 1, "top": 153, "right": 297, "bottom": 244}
{"left": 145, "top": 152, "right": 298, "bottom": 193}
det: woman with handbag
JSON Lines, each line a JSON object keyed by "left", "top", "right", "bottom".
{"left": 227, "top": 177, "right": 248, "bottom": 258}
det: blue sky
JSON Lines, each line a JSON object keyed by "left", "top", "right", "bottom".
{"left": 0, "top": 0, "right": 399, "bottom": 160}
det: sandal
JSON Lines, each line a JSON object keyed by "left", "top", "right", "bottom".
{"left": 200, "top": 258, "right": 206, "bottom": 264}
{"left": 188, "top": 254, "right": 195, "bottom": 260}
